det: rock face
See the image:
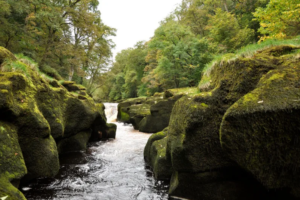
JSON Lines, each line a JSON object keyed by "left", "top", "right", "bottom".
{"left": 0, "top": 48, "right": 116, "bottom": 199}
{"left": 143, "top": 128, "right": 172, "bottom": 180}
{"left": 144, "top": 45, "right": 300, "bottom": 199}
{"left": 117, "top": 93, "right": 186, "bottom": 133}
{"left": 139, "top": 96, "right": 182, "bottom": 133}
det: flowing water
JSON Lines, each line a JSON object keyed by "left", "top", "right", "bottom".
{"left": 23, "top": 103, "right": 173, "bottom": 200}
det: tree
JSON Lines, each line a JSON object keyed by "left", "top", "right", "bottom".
{"left": 147, "top": 21, "right": 213, "bottom": 89}
{"left": 0, "top": 0, "right": 115, "bottom": 83}
{"left": 253, "top": 0, "right": 300, "bottom": 41}
{"left": 206, "top": 8, "right": 254, "bottom": 52}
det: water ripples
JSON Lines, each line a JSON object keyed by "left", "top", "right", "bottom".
{"left": 23, "top": 103, "right": 171, "bottom": 200}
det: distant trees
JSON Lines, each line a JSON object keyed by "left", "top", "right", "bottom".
{"left": 104, "top": 42, "right": 148, "bottom": 101}
{"left": 4, "top": 0, "right": 298, "bottom": 101}
{"left": 145, "top": 21, "right": 213, "bottom": 89}
{"left": 100, "top": 0, "right": 270, "bottom": 100}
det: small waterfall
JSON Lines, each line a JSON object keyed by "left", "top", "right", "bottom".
{"left": 104, "top": 103, "right": 118, "bottom": 123}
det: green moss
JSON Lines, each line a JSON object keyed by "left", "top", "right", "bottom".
{"left": 220, "top": 53, "right": 300, "bottom": 190}
{"left": 201, "top": 103, "right": 208, "bottom": 107}
{"left": 144, "top": 128, "right": 168, "bottom": 162}
{"left": 120, "top": 110, "right": 130, "bottom": 122}
{"left": 0, "top": 177, "right": 26, "bottom": 200}
{"left": 150, "top": 137, "right": 172, "bottom": 179}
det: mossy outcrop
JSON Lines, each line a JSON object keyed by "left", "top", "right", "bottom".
{"left": 0, "top": 47, "right": 116, "bottom": 199}
{"left": 117, "top": 92, "right": 186, "bottom": 133}
{"left": 220, "top": 54, "right": 300, "bottom": 194}
{"left": 144, "top": 45, "right": 300, "bottom": 199}
{"left": 144, "top": 128, "right": 172, "bottom": 180}
{"left": 139, "top": 95, "right": 182, "bottom": 133}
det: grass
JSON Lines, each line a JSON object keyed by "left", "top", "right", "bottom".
{"left": 1, "top": 60, "right": 29, "bottom": 76}
{"left": 198, "top": 37, "right": 300, "bottom": 90}
{"left": 1, "top": 54, "right": 62, "bottom": 85}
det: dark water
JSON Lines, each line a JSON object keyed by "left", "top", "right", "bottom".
{"left": 23, "top": 103, "right": 173, "bottom": 200}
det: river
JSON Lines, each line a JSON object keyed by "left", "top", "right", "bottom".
{"left": 23, "top": 103, "right": 172, "bottom": 200}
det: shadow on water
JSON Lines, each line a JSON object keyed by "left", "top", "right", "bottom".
{"left": 22, "top": 103, "right": 176, "bottom": 200}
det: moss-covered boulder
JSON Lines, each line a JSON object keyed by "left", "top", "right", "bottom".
{"left": 129, "top": 104, "right": 151, "bottom": 129}
{"left": 117, "top": 97, "right": 161, "bottom": 126}
{"left": 0, "top": 72, "right": 60, "bottom": 184}
{"left": 57, "top": 131, "right": 92, "bottom": 154}
{"left": 220, "top": 55, "right": 300, "bottom": 195}
{"left": 139, "top": 95, "right": 182, "bottom": 133}
{"left": 20, "top": 135, "right": 59, "bottom": 183}
{"left": 144, "top": 46, "right": 300, "bottom": 199}
{"left": 144, "top": 128, "right": 168, "bottom": 162}
{"left": 144, "top": 128, "right": 172, "bottom": 179}
{"left": 117, "top": 97, "right": 149, "bottom": 123}
{"left": 106, "top": 123, "right": 117, "bottom": 139}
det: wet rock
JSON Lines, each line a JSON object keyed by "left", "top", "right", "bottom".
{"left": 144, "top": 128, "right": 172, "bottom": 179}
{"left": 57, "top": 131, "right": 92, "bottom": 154}
{"left": 139, "top": 96, "right": 181, "bottom": 133}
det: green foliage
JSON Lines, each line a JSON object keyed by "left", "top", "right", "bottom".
{"left": 146, "top": 21, "right": 213, "bottom": 89}
{"left": 253, "top": 0, "right": 300, "bottom": 41}
{"left": 0, "top": 0, "right": 115, "bottom": 85}
{"left": 104, "top": 42, "right": 148, "bottom": 101}
{"left": 206, "top": 9, "right": 254, "bottom": 52}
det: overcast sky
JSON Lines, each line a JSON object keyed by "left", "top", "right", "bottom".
{"left": 98, "top": 0, "right": 182, "bottom": 60}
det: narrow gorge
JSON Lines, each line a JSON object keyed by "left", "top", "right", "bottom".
{"left": 2, "top": 44, "right": 300, "bottom": 200}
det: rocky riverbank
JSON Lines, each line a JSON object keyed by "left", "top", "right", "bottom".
{"left": 0, "top": 47, "right": 116, "bottom": 199}
{"left": 143, "top": 45, "right": 300, "bottom": 199}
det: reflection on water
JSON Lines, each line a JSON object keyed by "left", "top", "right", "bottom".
{"left": 23, "top": 103, "right": 172, "bottom": 200}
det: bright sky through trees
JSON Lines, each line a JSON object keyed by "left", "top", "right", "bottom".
{"left": 98, "top": 0, "right": 183, "bottom": 59}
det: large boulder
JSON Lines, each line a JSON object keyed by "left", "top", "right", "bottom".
{"left": 139, "top": 95, "right": 182, "bottom": 133}
{"left": 57, "top": 131, "right": 92, "bottom": 154}
{"left": 128, "top": 104, "right": 151, "bottom": 129}
{"left": 220, "top": 55, "right": 300, "bottom": 196}
{"left": 0, "top": 72, "right": 60, "bottom": 183}
{"left": 144, "top": 128, "right": 172, "bottom": 179}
